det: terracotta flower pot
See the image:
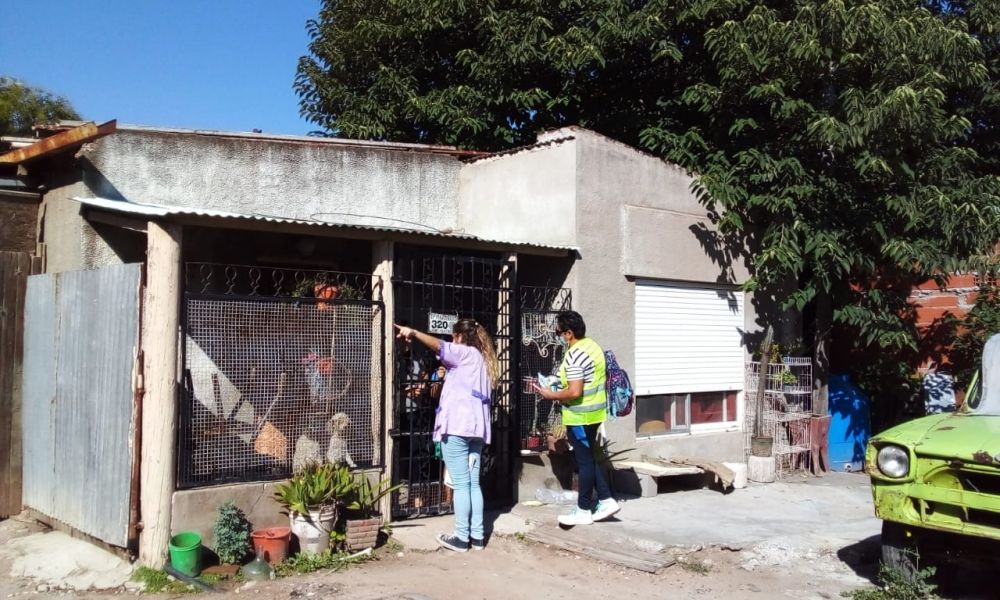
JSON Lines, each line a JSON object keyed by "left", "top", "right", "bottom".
{"left": 251, "top": 527, "right": 291, "bottom": 565}
{"left": 314, "top": 283, "right": 339, "bottom": 310}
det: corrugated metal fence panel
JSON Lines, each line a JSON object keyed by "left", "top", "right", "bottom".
{"left": 22, "top": 273, "right": 56, "bottom": 516}
{"left": 635, "top": 282, "right": 745, "bottom": 395}
{"left": 0, "top": 252, "right": 41, "bottom": 518}
{"left": 22, "top": 264, "right": 140, "bottom": 547}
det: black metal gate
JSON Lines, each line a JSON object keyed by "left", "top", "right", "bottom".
{"left": 391, "top": 247, "right": 516, "bottom": 517}
{"left": 518, "top": 287, "right": 572, "bottom": 450}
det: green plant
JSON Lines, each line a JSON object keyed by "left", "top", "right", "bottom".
{"left": 131, "top": 567, "right": 211, "bottom": 594}
{"left": 778, "top": 368, "right": 798, "bottom": 386}
{"left": 212, "top": 502, "right": 252, "bottom": 565}
{"left": 680, "top": 560, "right": 712, "bottom": 575}
{"left": 842, "top": 564, "right": 937, "bottom": 600}
{"left": 273, "top": 548, "right": 371, "bottom": 577}
{"left": 274, "top": 462, "right": 353, "bottom": 515}
{"left": 344, "top": 473, "right": 404, "bottom": 519}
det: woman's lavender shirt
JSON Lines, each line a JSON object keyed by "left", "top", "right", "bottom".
{"left": 433, "top": 341, "right": 492, "bottom": 444}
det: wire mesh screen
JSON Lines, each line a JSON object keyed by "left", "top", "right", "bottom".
{"left": 179, "top": 264, "right": 384, "bottom": 488}
{"left": 743, "top": 358, "right": 813, "bottom": 477}
{"left": 518, "top": 287, "right": 571, "bottom": 450}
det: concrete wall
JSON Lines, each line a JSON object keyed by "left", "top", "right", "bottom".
{"left": 171, "top": 483, "right": 284, "bottom": 550}
{"left": 80, "top": 129, "right": 464, "bottom": 233}
{"left": 37, "top": 177, "right": 128, "bottom": 274}
{"left": 567, "top": 128, "right": 752, "bottom": 462}
{"left": 458, "top": 140, "right": 577, "bottom": 248}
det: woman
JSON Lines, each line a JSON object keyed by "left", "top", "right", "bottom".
{"left": 394, "top": 319, "right": 499, "bottom": 552}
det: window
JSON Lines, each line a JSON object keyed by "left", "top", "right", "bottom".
{"left": 635, "top": 390, "right": 739, "bottom": 436}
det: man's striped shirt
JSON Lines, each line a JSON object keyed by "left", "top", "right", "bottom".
{"left": 564, "top": 345, "right": 597, "bottom": 384}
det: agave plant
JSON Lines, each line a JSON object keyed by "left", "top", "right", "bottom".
{"left": 274, "top": 462, "right": 354, "bottom": 515}
{"left": 344, "top": 474, "right": 403, "bottom": 519}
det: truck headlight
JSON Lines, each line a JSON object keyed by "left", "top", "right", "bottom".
{"left": 877, "top": 445, "right": 910, "bottom": 478}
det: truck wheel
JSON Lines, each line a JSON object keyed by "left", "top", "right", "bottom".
{"left": 880, "top": 521, "right": 920, "bottom": 581}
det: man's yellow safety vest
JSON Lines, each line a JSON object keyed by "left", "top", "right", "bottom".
{"left": 558, "top": 337, "right": 607, "bottom": 426}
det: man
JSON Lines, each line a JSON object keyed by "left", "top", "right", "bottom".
{"left": 533, "top": 311, "right": 621, "bottom": 526}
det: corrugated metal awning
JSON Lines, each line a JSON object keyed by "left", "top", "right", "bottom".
{"left": 72, "top": 196, "right": 577, "bottom": 255}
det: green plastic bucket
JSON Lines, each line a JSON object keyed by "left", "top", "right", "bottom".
{"left": 168, "top": 532, "right": 202, "bottom": 577}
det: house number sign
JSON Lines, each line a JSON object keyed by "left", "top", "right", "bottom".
{"left": 428, "top": 312, "right": 459, "bottom": 334}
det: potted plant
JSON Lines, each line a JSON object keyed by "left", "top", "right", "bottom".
{"left": 212, "top": 501, "right": 252, "bottom": 568}
{"left": 342, "top": 474, "right": 403, "bottom": 551}
{"left": 274, "top": 462, "right": 352, "bottom": 555}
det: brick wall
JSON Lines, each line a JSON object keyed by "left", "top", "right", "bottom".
{"left": 910, "top": 273, "right": 980, "bottom": 328}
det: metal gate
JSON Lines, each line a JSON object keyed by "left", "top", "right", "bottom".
{"left": 21, "top": 263, "right": 141, "bottom": 547}
{"left": 518, "top": 287, "right": 572, "bottom": 450}
{"left": 391, "top": 248, "right": 516, "bottom": 517}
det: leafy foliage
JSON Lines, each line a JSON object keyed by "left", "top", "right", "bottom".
{"left": 296, "top": 1, "right": 1000, "bottom": 416}
{"left": 273, "top": 462, "right": 354, "bottom": 515}
{"left": 212, "top": 502, "right": 252, "bottom": 565}
{"left": 842, "top": 563, "right": 937, "bottom": 600}
{"left": 273, "top": 548, "right": 371, "bottom": 577}
{"left": 342, "top": 474, "right": 402, "bottom": 519}
{"left": 951, "top": 285, "right": 1000, "bottom": 386}
{"left": 0, "top": 77, "right": 80, "bottom": 137}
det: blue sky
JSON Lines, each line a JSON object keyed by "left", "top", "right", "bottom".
{"left": 1, "top": 0, "right": 321, "bottom": 135}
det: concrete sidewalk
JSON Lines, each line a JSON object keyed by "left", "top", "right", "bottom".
{"left": 393, "top": 472, "right": 879, "bottom": 581}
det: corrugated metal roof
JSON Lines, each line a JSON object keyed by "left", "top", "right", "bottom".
{"left": 72, "top": 196, "right": 577, "bottom": 253}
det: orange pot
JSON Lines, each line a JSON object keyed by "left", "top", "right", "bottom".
{"left": 251, "top": 527, "right": 291, "bottom": 565}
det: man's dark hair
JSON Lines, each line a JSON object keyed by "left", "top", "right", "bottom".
{"left": 556, "top": 311, "right": 586, "bottom": 339}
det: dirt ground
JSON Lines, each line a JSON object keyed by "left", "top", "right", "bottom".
{"left": 0, "top": 526, "right": 869, "bottom": 600}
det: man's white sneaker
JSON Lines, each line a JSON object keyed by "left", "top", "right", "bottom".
{"left": 557, "top": 507, "right": 594, "bottom": 526}
{"left": 592, "top": 498, "right": 621, "bottom": 522}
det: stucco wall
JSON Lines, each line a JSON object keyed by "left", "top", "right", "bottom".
{"left": 80, "top": 129, "right": 464, "bottom": 234}
{"left": 458, "top": 141, "right": 577, "bottom": 248}
{"left": 567, "top": 128, "right": 752, "bottom": 460}
{"left": 38, "top": 178, "right": 127, "bottom": 274}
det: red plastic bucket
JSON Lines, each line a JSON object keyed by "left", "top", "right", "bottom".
{"left": 251, "top": 527, "right": 292, "bottom": 565}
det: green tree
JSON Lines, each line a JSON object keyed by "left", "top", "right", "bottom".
{"left": 641, "top": 1, "right": 1000, "bottom": 414}
{"left": 0, "top": 77, "right": 80, "bottom": 137}
{"left": 296, "top": 1, "right": 1000, "bottom": 419}
{"left": 295, "top": 0, "right": 692, "bottom": 149}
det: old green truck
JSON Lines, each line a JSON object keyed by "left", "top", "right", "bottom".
{"left": 865, "top": 333, "right": 1000, "bottom": 575}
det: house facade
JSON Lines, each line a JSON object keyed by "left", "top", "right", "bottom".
{"left": 2, "top": 122, "right": 757, "bottom": 564}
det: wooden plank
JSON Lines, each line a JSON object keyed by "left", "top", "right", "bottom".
{"left": 646, "top": 456, "right": 735, "bottom": 489}
{"left": 0, "top": 252, "right": 13, "bottom": 517}
{"left": 7, "top": 253, "right": 31, "bottom": 516}
{"left": 372, "top": 241, "right": 394, "bottom": 520}
{"left": 0, "top": 120, "right": 116, "bottom": 164}
{"left": 526, "top": 526, "right": 674, "bottom": 573}
{"left": 138, "top": 222, "right": 182, "bottom": 567}
{"left": 618, "top": 460, "right": 702, "bottom": 478}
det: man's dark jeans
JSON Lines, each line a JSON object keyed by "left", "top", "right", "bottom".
{"left": 567, "top": 423, "right": 612, "bottom": 511}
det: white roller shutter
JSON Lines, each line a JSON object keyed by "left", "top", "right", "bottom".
{"left": 635, "top": 282, "right": 745, "bottom": 395}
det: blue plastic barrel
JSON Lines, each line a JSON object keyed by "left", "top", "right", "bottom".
{"left": 827, "top": 373, "right": 871, "bottom": 472}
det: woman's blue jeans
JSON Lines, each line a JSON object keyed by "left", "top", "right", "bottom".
{"left": 441, "top": 435, "right": 484, "bottom": 542}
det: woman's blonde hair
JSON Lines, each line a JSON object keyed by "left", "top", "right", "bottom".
{"left": 453, "top": 318, "right": 500, "bottom": 388}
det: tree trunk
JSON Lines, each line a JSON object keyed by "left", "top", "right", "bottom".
{"left": 813, "top": 291, "right": 832, "bottom": 416}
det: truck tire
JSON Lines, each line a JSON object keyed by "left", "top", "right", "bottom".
{"left": 880, "top": 520, "right": 920, "bottom": 581}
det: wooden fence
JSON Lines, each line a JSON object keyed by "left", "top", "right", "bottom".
{"left": 0, "top": 251, "right": 42, "bottom": 518}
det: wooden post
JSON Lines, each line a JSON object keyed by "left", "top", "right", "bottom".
{"left": 372, "top": 241, "right": 395, "bottom": 521}
{"left": 138, "top": 222, "right": 182, "bottom": 567}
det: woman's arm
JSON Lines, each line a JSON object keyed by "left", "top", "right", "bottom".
{"left": 394, "top": 324, "right": 442, "bottom": 353}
